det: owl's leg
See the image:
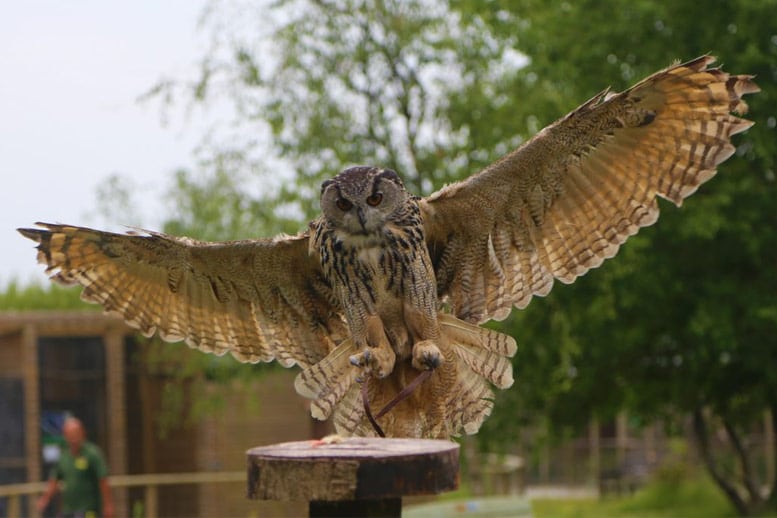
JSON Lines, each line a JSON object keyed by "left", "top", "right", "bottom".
{"left": 404, "top": 304, "right": 446, "bottom": 371}
{"left": 348, "top": 315, "right": 396, "bottom": 379}
{"left": 426, "top": 360, "right": 457, "bottom": 438}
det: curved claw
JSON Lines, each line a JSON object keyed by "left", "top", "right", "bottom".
{"left": 412, "top": 340, "right": 445, "bottom": 371}
{"left": 349, "top": 348, "right": 371, "bottom": 367}
{"left": 348, "top": 347, "right": 395, "bottom": 379}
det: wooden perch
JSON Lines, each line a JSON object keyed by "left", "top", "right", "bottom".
{"left": 247, "top": 437, "right": 459, "bottom": 517}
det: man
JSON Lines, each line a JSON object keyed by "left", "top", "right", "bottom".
{"left": 36, "top": 417, "right": 115, "bottom": 518}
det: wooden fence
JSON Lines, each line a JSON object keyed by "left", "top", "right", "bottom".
{"left": 0, "top": 471, "right": 245, "bottom": 518}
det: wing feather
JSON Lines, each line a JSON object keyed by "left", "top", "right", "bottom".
{"left": 18, "top": 223, "right": 346, "bottom": 368}
{"left": 294, "top": 338, "right": 358, "bottom": 420}
{"left": 422, "top": 56, "right": 757, "bottom": 323}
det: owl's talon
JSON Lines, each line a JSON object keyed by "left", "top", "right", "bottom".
{"left": 349, "top": 348, "right": 370, "bottom": 367}
{"left": 412, "top": 340, "right": 445, "bottom": 371}
{"left": 349, "top": 346, "right": 395, "bottom": 379}
{"left": 349, "top": 350, "right": 367, "bottom": 367}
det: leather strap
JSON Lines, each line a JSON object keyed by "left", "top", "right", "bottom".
{"left": 361, "top": 369, "right": 433, "bottom": 437}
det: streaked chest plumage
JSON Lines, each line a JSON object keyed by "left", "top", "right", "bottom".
{"left": 313, "top": 206, "right": 434, "bottom": 311}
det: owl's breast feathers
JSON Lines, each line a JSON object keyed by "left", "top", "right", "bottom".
{"left": 311, "top": 199, "right": 436, "bottom": 315}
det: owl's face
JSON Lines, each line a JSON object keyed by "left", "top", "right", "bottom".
{"left": 320, "top": 166, "right": 408, "bottom": 235}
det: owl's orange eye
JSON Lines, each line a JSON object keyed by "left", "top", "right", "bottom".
{"left": 336, "top": 198, "right": 353, "bottom": 211}
{"left": 366, "top": 193, "right": 383, "bottom": 206}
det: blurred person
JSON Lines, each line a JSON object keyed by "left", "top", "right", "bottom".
{"left": 36, "top": 417, "right": 114, "bottom": 518}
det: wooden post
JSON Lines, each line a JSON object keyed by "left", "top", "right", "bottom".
{"left": 22, "top": 324, "right": 40, "bottom": 518}
{"left": 539, "top": 442, "right": 550, "bottom": 483}
{"left": 144, "top": 484, "right": 158, "bottom": 518}
{"left": 616, "top": 412, "right": 628, "bottom": 468}
{"left": 247, "top": 437, "right": 458, "bottom": 517}
{"left": 104, "top": 327, "right": 128, "bottom": 515}
{"left": 8, "top": 495, "right": 20, "bottom": 518}
{"left": 644, "top": 423, "right": 657, "bottom": 466}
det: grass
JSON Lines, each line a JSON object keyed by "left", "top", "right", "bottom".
{"left": 532, "top": 469, "right": 738, "bottom": 518}
{"left": 408, "top": 468, "right": 777, "bottom": 517}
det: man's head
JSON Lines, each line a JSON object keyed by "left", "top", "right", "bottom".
{"left": 62, "top": 417, "right": 86, "bottom": 454}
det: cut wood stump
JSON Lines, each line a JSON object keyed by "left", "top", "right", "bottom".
{"left": 247, "top": 437, "right": 459, "bottom": 517}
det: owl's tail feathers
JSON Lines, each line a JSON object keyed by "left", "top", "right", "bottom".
{"left": 439, "top": 314, "right": 516, "bottom": 389}
{"left": 294, "top": 339, "right": 358, "bottom": 420}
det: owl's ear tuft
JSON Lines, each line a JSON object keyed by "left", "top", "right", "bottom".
{"left": 376, "top": 168, "right": 403, "bottom": 187}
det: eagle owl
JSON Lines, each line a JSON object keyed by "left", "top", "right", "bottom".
{"left": 19, "top": 56, "right": 757, "bottom": 438}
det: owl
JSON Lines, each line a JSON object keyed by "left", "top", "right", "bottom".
{"left": 19, "top": 56, "right": 757, "bottom": 438}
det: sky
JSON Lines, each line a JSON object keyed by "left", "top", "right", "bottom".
{"left": 0, "top": 1, "right": 215, "bottom": 286}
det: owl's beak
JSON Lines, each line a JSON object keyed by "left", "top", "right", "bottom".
{"left": 356, "top": 207, "right": 368, "bottom": 233}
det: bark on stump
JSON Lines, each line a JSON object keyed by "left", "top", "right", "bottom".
{"left": 247, "top": 437, "right": 459, "bottom": 517}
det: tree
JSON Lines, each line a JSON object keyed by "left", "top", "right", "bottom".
{"left": 151, "top": 0, "right": 528, "bottom": 208}
{"left": 460, "top": 1, "right": 777, "bottom": 514}
{"left": 146, "top": 1, "right": 776, "bottom": 513}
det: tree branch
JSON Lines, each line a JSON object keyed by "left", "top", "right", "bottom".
{"left": 769, "top": 404, "right": 777, "bottom": 508}
{"left": 722, "top": 416, "right": 762, "bottom": 505}
{"left": 692, "top": 408, "right": 750, "bottom": 515}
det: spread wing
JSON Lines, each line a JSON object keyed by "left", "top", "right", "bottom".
{"left": 421, "top": 56, "right": 758, "bottom": 324}
{"left": 18, "top": 223, "right": 346, "bottom": 368}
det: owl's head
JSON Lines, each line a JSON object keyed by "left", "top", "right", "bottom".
{"left": 320, "top": 166, "right": 409, "bottom": 234}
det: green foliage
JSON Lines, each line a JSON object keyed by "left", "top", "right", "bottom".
{"left": 457, "top": 1, "right": 777, "bottom": 512}
{"left": 467, "top": 0, "right": 777, "bottom": 433}
{"left": 154, "top": 0, "right": 530, "bottom": 204}
{"left": 0, "top": 280, "right": 94, "bottom": 310}
{"left": 162, "top": 166, "right": 304, "bottom": 241}
{"left": 534, "top": 442, "right": 737, "bottom": 517}
{"left": 531, "top": 473, "right": 737, "bottom": 518}
{"left": 257, "top": 0, "right": 515, "bottom": 195}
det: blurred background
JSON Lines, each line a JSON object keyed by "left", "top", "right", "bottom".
{"left": 1, "top": 0, "right": 775, "bottom": 516}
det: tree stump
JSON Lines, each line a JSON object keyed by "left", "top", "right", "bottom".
{"left": 247, "top": 437, "right": 459, "bottom": 517}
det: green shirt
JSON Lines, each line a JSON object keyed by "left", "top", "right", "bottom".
{"left": 51, "top": 441, "right": 108, "bottom": 514}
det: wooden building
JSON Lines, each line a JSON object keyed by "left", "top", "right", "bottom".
{"left": 0, "top": 310, "right": 316, "bottom": 516}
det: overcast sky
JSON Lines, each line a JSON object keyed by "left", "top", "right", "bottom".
{"left": 0, "top": 1, "right": 214, "bottom": 286}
